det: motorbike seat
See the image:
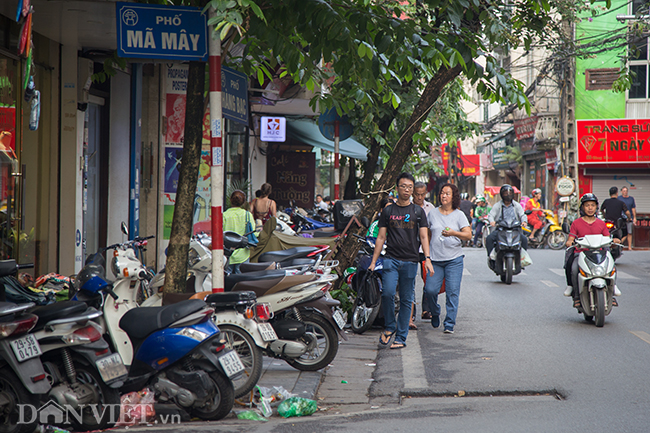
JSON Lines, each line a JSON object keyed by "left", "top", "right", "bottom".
{"left": 258, "top": 247, "right": 318, "bottom": 263}
{"left": 231, "top": 274, "right": 317, "bottom": 297}
{"left": 31, "top": 301, "right": 89, "bottom": 330}
{"left": 225, "top": 270, "right": 286, "bottom": 292}
{"left": 278, "top": 258, "right": 316, "bottom": 268}
{"left": 0, "top": 260, "right": 16, "bottom": 278}
{"left": 239, "top": 262, "right": 276, "bottom": 272}
{"left": 119, "top": 299, "right": 207, "bottom": 340}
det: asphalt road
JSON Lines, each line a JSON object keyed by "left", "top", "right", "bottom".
{"left": 123, "top": 248, "right": 650, "bottom": 432}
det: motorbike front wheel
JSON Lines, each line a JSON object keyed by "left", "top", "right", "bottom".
{"left": 350, "top": 299, "right": 381, "bottom": 334}
{"left": 218, "top": 325, "right": 263, "bottom": 399}
{"left": 504, "top": 256, "right": 513, "bottom": 284}
{"left": 595, "top": 289, "right": 605, "bottom": 327}
{"left": 286, "top": 313, "right": 339, "bottom": 371}
{"left": 546, "top": 231, "right": 568, "bottom": 250}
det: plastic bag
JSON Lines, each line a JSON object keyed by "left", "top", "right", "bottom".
{"left": 236, "top": 410, "right": 268, "bottom": 421}
{"left": 277, "top": 397, "right": 318, "bottom": 418}
{"left": 116, "top": 388, "right": 156, "bottom": 425}
{"left": 253, "top": 385, "right": 295, "bottom": 417}
{"left": 521, "top": 249, "right": 533, "bottom": 267}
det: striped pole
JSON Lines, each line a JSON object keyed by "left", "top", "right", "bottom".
{"left": 208, "top": 8, "right": 224, "bottom": 292}
{"left": 334, "top": 120, "right": 340, "bottom": 200}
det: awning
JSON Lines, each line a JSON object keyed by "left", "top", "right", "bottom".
{"left": 286, "top": 120, "right": 368, "bottom": 161}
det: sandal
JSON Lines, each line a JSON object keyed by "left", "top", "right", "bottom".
{"left": 573, "top": 299, "right": 581, "bottom": 309}
{"left": 390, "top": 342, "right": 406, "bottom": 349}
{"left": 379, "top": 331, "right": 394, "bottom": 346}
{"left": 421, "top": 311, "right": 432, "bottom": 320}
{"left": 612, "top": 297, "right": 618, "bottom": 307}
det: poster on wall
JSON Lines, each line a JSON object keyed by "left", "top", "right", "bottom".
{"left": 267, "top": 151, "right": 315, "bottom": 209}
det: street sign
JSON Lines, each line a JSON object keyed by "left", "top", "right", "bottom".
{"left": 260, "top": 117, "right": 286, "bottom": 142}
{"left": 221, "top": 66, "right": 248, "bottom": 125}
{"left": 116, "top": 2, "right": 208, "bottom": 61}
{"left": 318, "top": 108, "right": 353, "bottom": 142}
{"left": 556, "top": 176, "right": 575, "bottom": 196}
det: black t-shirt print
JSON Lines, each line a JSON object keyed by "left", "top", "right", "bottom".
{"left": 378, "top": 202, "right": 427, "bottom": 262}
{"left": 600, "top": 198, "right": 628, "bottom": 221}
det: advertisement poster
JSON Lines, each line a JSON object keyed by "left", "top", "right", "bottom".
{"left": 577, "top": 119, "right": 650, "bottom": 164}
{"left": 267, "top": 151, "right": 315, "bottom": 209}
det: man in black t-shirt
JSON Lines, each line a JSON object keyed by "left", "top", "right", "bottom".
{"left": 600, "top": 186, "right": 631, "bottom": 223}
{"left": 369, "top": 173, "right": 434, "bottom": 350}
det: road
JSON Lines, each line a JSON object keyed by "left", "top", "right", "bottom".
{"left": 123, "top": 248, "right": 650, "bottom": 432}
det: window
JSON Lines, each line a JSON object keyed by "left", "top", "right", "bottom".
{"left": 628, "top": 3, "right": 650, "bottom": 99}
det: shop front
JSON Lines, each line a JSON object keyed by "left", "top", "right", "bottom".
{"left": 577, "top": 118, "right": 650, "bottom": 248}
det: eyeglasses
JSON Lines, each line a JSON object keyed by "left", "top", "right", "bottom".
{"left": 398, "top": 184, "right": 413, "bottom": 190}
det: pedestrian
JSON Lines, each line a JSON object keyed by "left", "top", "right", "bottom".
{"left": 526, "top": 188, "right": 544, "bottom": 240}
{"left": 369, "top": 173, "right": 434, "bottom": 349}
{"left": 223, "top": 190, "right": 257, "bottom": 274}
{"left": 618, "top": 186, "right": 637, "bottom": 250}
{"left": 459, "top": 193, "right": 473, "bottom": 226}
{"left": 251, "top": 183, "right": 277, "bottom": 225}
{"left": 411, "top": 182, "right": 435, "bottom": 325}
{"left": 316, "top": 194, "right": 329, "bottom": 211}
{"left": 423, "top": 183, "right": 472, "bottom": 334}
{"left": 472, "top": 195, "right": 491, "bottom": 247}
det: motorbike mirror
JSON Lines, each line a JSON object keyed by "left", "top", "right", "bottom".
{"left": 121, "top": 221, "right": 129, "bottom": 237}
{"left": 360, "top": 216, "right": 370, "bottom": 228}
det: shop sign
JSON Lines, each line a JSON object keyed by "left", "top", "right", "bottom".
{"left": 267, "top": 151, "right": 315, "bottom": 208}
{"left": 440, "top": 142, "right": 481, "bottom": 176}
{"left": 577, "top": 119, "right": 650, "bottom": 164}
{"left": 514, "top": 116, "right": 538, "bottom": 141}
{"left": 222, "top": 66, "right": 248, "bottom": 125}
{"left": 116, "top": 2, "right": 208, "bottom": 61}
{"left": 556, "top": 176, "right": 575, "bottom": 197}
{"left": 491, "top": 138, "right": 510, "bottom": 169}
{"left": 260, "top": 117, "right": 286, "bottom": 142}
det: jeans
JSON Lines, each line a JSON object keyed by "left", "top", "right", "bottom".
{"left": 381, "top": 257, "right": 418, "bottom": 344}
{"left": 474, "top": 221, "right": 485, "bottom": 246}
{"left": 424, "top": 256, "right": 464, "bottom": 331}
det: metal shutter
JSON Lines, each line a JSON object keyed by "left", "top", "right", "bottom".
{"left": 592, "top": 175, "right": 650, "bottom": 213}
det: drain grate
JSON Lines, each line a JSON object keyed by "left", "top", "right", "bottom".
{"left": 401, "top": 389, "right": 565, "bottom": 401}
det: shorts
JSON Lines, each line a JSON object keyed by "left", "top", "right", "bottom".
{"left": 528, "top": 215, "right": 543, "bottom": 230}
{"left": 626, "top": 221, "right": 633, "bottom": 235}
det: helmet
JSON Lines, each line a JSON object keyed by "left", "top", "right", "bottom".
{"left": 500, "top": 184, "right": 514, "bottom": 202}
{"left": 475, "top": 194, "right": 485, "bottom": 202}
{"left": 531, "top": 188, "right": 542, "bottom": 196}
{"left": 580, "top": 193, "right": 598, "bottom": 209}
{"left": 461, "top": 192, "right": 468, "bottom": 200}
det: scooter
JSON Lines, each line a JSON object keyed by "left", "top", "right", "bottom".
{"left": 488, "top": 217, "right": 523, "bottom": 284}
{"left": 31, "top": 302, "right": 127, "bottom": 431}
{"left": 523, "top": 209, "right": 568, "bottom": 250}
{"left": 571, "top": 235, "right": 618, "bottom": 327}
{"left": 73, "top": 245, "right": 241, "bottom": 420}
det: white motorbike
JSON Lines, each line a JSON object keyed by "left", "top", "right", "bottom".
{"left": 571, "top": 234, "right": 618, "bottom": 327}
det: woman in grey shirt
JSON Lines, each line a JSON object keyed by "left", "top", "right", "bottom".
{"left": 425, "top": 183, "right": 472, "bottom": 334}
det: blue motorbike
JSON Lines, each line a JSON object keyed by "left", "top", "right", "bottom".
{"left": 72, "top": 252, "right": 241, "bottom": 421}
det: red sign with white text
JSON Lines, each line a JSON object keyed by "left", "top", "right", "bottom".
{"left": 577, "top": 119, "right": 650, "bottom": 164}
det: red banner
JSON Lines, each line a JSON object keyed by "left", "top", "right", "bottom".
{"left": 441, "top": 142, "right": 480, "bottom": 176}
{"left": 577, "top": 119, "right": 650, "bottom": 164}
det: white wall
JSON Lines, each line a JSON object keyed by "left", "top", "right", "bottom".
{"left": 107, "top": 70, "right": 132, "bottom": 244}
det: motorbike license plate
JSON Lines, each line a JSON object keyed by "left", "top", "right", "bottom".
{"left": 95, "top": 353, "right": 128, "bottom": 383}
{"left": 10, "top": 334, "right": 42, "bottom": 363}
{"left": 332, "top": 308, "right": 346, "bottom": 330}
{"left": 218, "top": 350, "right": 245, "bottom": 378}
{"left": 258, "top": 322, "right": 277, "bottom": 342}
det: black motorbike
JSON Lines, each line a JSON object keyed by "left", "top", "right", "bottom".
{"left": 488, "top": 217, "right": 523, "bottom": 284}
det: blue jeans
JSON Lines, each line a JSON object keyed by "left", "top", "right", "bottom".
{"left": 424, "top": 256, "right": 464, "bottom": 331}
{"left": 381, "top": 257, "right": 418, "bottom": 344}
{"left": 474, "top": 221, "right": 485, "bottom": 246}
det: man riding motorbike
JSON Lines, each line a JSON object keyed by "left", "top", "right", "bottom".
{"left": 485, "top": 184, "right": 529, "bottom": 267}
{"left": 563, "top": 193, "right": 622, "bottom": 305}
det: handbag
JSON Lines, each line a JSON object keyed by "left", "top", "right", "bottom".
{"left": 245, "top": 213, "right": 259, "bottom": 245}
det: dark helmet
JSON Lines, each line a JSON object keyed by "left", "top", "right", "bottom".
{"left": 500, "top": 184, "right": 514, "bottom": 202}
{"left": 580, "top": 193, "right": 598, "bottom": 209}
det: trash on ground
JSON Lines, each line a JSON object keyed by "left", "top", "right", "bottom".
{"left": 236, "top": 410, "right": 268, "bottom": 421}
{"left": 253, "top": 385, "right": 297, "bottom": 417}
{"left": 37, "top": 426, "right": 71, "bottom": 433}
{"left": 365, "top": 363, "right": 376, "bottom": 367}
{"left": 277, "top": 397, "right": 318, "bottom": 418}
{"left": 116, "top": 388, "right": 156, "bottom": 425}
{"left": 341, "top": 380, "right": 348, "bottom": 384}
{"left": 371, "top": 406, "right": 380, "bottom": 409}
{"left": 457, "top": 390, "right": 466, "bottom": 397}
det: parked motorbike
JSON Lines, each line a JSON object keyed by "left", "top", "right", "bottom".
{"left": 72, "top": 244, "right": 241, "bottom": 420}
{"left": 570, "top": 235, "right": 619, "bottom": 327}
{"left": 31, "top": 301, "right": 127, "bottom": 431}
{"left": 488, "top": 217, "right": 523, "bottom": 284}
{"left": 523, "top": 209, "right": 568, "bottom": 250}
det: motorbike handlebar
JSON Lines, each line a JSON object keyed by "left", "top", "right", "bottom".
{"left": 103, "top": 286, "right": 119, "bottom": 300}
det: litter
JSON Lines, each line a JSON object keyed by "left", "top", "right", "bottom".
{"left": 277, "top": 397, "right": 318, "bottom": 418}
{"left": 341, "top": 380, "right": 348, "bottom": 384}
{"left": 365, "top": 363, "right": 376, "bottom": 367}
{"left": 236, "top": 410, "right": 268, "bottom": 421}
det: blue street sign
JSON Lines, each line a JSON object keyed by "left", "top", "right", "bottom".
{"left": 221, "top": 66, "right": 248, "bottom": 125}
{"left": 116, "top": 2, "right": 208, "bottom": 61}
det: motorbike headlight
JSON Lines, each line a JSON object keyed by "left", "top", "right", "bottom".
{"left": 587, "top": 261, "right": 606, "bottom": 276}
{"left": 188, "top": 247, "right": 200, "bottom": 267}
{"left": 111, "top": 257, "right": 121, "bottom": 278}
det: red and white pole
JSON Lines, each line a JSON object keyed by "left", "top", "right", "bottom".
{"left": 208, "top": 8, "right": 224, "bottom": 292}
{"left": 334, "top": 120, "right": 340, "bottom": 200}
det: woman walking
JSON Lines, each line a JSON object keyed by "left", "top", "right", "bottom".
{"left": 223, "top": 190, "right": 257, "bottom": 274}
{"left": 424, "top": 183, "right": 472, "bottom": 334}
{"left": 251, "top": 183, "right": 277, "bottom": 225}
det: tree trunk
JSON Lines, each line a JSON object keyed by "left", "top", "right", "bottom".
{"left": 332, "top": 65, "right": 463, "bottom": 282}
{"left": 163, "top": 61, "right": 206, "bottom": 294}
{"left": 358, "top": 116, "right": 392, "bottom": 196}
{"left": 344, "top": 158, "right": 356, "bottom": 199}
